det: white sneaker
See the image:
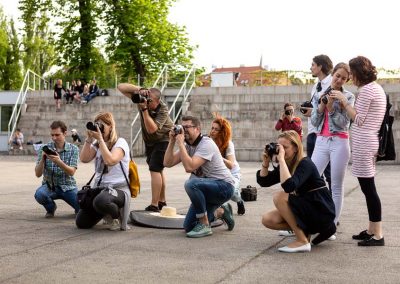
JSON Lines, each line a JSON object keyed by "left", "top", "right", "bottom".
{"left": 102, "top": 215, "right": 113, "bottom": 225}
{"left": 328, "top": 234, "right": 337, "bottom": 241}
{"left": 108, "top": 219, "right": 120, "bottom": 231}
{"left": 278, "top": 230, "right": 295, "bottom": 237}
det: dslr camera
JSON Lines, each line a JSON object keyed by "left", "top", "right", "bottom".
{"left": 299, "top": 101, "right": 312, "bottom": 114}
{"left": 265, "top": 142, "right": 279, "bottom": 158}
{"left": 318, "top": 86, "right": 332, "bottom": 105}
{"left": 42, "top": 145, "right": 57, "bottom": 156}
{"left": 173, "top": 125, "right": 183, "bottom": 136}
{"left": 131, "top": 88, "right": 153, "bottom": 104}
{"left": 86, "top": 121, "right": 104, "bottom": 133}
{"left": 284, "top": 109, "right": 293, "bottom": 116}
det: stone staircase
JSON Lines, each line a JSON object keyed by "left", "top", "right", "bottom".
{"left": 9, "top": 89, "right": 145, "bottom": 156}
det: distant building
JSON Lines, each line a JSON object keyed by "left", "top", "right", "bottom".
{"left": 198, "top": 65, "right": 292, "bottom": 87}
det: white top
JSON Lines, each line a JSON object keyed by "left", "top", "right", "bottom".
{"left": 225, "top": 141, "right": 241, "bottom": 180}
{"left": 307, "top": 75, "right": 332, "bottom": 134}
{"left": 93, "top": 138, "right": 130, "bottom": 186}
{"left": 186, "top": 136, "right": 235, "bottom": 186}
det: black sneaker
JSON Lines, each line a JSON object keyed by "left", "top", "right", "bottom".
{"left": 358, "top": 236, "right": 385, "bottom": 246}
{"left": 237, "top": 201, "right": 245, "bottom": 215}
{"left": 158, "top": 201, "right": 167, "bottom": 210}
{"left": 352, "top": 230, "right": 373, "bottom": 240}
{"left": 145, "top": 205, "right": 159, "bottom": 212}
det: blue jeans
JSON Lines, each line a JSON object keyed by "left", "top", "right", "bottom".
{"left": 34, "top": 184, "right": 79, "bottom": 214}
{"left": 183, "top": 178, "right": 234, "bottom": 232}
{"left": 307, "top": 133, "right": 331, "bottom": 189}
{"left": 84, "top": 92, "right": 97, "bottom": 102}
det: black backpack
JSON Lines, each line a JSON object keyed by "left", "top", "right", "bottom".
{"left": 377, "top": 94, "right": 396, "bottom": 161}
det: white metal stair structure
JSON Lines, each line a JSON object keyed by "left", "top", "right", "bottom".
{"left": 130, "top": 64, "right": 196, "bottom": 154}
{"left": 7, "top": 70, "right": 49, "bottom": 148}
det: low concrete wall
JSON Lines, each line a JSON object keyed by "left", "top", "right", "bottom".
{"left": 187, "top": 84, "right": 400, "bottom": 163}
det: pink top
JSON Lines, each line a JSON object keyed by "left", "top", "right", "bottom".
{"left": 319, "top": 109, "right": 349, "bottom": 139}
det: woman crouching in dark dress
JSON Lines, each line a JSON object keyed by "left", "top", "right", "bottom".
{"left": 257, "top": 130, "right": 336, "bottom": 253}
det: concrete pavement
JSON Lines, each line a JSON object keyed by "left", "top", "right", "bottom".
{"left": 0, "top": 156, "right": 399, "bottom": 284}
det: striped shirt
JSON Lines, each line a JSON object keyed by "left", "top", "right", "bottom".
{"left": 36, "top": 141, "right": 79, "bottom": 191}
{"left": 351, "top": 82, "right": 386, "bottom": 177}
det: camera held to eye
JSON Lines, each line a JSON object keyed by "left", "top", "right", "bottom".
{"left": 300, "top": 101, "right": 312, "bottom": 114}
{"left": 285, "top": 109, "right": 293, "bottom": 116}
{"left": 265, "top": 142, "right": 279, "bottom": 158}
{"left": 131, "top": 88, "right": 153, "bottom": 104}
{"left": 173, "top": 125, "right": 183, "bottom": 136}
{"left": 42, "top": 145, "right": 57, "bottom": 156}
{"left": 86, "top": 121, "right": 104, "bottom": 133}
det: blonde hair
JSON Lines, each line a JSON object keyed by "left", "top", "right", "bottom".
{"left": 278, "top": 130, "right": 304, "bottom": 174}
{"left": 94, "top": 112, "right": 118, "bottom": 149}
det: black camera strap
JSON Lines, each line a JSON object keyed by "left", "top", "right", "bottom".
{"left": 86, "top": 166, "right": 107, "bottom": 187}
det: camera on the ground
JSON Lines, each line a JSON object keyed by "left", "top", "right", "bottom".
{"left": 173, "top": 125, "right": 183, "bottom": 135}
{"left": 265, "top": 142, "right": 279, "bottom": 158}
{"left": 86, "top": 121, "right": 104, "bottom": 133}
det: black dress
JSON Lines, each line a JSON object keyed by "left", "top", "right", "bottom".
{"left": 257, "top": 157, "right": 335, "bottom": 235}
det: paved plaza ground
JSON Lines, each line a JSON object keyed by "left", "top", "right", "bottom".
{"left": 0, "top": 156, "right": 399, "bottom": 283}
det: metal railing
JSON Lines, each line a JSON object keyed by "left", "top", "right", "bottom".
{"left": 129, "top": 64, "right": 196, "bottom": 150}
{"left": 7, "top": 70, "right": 48, "bottom": 146}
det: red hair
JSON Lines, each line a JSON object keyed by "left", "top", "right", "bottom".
{"left": 210, "top": 116, "right": 232, "bottom": 157}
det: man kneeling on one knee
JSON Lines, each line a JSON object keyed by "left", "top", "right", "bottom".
{"left": 163, "top": 115, "right": 235, "bottom": 238}
{"left": 34, "top": 121, "right": 80, "bottom": 217}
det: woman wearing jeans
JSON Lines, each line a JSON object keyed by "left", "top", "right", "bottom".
{"left": 331, "top": 56, "right": 386, "bottom": 246}
{"left": 310, "top": 63, "right": 355, "bottom": 231}
{"left": 76, "top": 112, "right": 131, "bottom": 231}
{"left": 209, "top": 116, "right": 245, "bottom": 215}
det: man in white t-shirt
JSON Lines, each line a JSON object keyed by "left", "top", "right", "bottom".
{"left": 164, "top": 115, "right": 236, "bottom": 238}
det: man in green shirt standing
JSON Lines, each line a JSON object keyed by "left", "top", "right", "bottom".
{"left": 118, "top": 83, "right": 173, "bottom": 212}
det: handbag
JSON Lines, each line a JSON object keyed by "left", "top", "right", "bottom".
{"left": 241, "top": 185, "right": 257, "bottom": 201}
{"left": 77, "top": 168, "right": 107, "bottom": 210}
{"left": 377, "top": 94, "right": 396, "bottom": 161}
{"left": 120, "top": 158, "right": 140, "bottom": 198}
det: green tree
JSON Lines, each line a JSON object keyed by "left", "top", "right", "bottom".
{"left": 3, "top": 19, "right": 23, "bottom": 90}
{"left": 0, "top": 9, "right": 22, "bottom": 90}
{"left": 19, "top": 0, "right": 56, "bottom": 76}
{"left": 103, "top": 0, "right": 194, "bottom": 85}
{"left": 52, "top": 0, "right": 101, "bottom": 81}
{"left": 0, "top": 8, "right": 9, "bottom": 89}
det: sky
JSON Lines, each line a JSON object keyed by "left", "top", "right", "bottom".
{"left": 2, "top": 0, "right": 400, "bottom": 72}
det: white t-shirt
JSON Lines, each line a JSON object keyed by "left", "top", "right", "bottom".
{"left": 225, "top": 141, "right": 241, "bottom": 180}
{"left": 307, "top": 75, "right": 332, "bottom": 134}
{"left": 94, "top": 138, "right": 130, "bottom": 186}
{"left": 185, "top": 136, "right": 235, "bottom": 186}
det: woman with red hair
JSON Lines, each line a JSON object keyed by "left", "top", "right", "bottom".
{"left": 209, "top": 117, "right": 245, "bottom": 215}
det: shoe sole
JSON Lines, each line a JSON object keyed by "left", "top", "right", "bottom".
{"left": 186, "top": 231, "right": 213, "bottom": 238}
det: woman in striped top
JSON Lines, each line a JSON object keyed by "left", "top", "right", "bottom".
{"left": 330, "top": 56, "right": 386, "bottom": 246}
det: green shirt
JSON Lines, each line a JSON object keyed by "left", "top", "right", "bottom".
{"left": 140, "top": 100, "right": 173, "bottom": 145}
